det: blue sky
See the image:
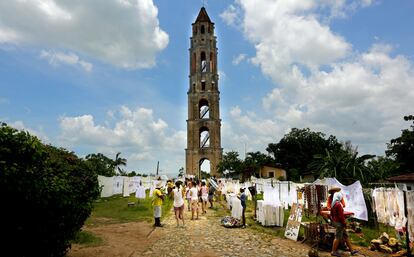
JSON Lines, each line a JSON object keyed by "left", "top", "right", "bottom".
{"left": 1, "top": 0, "right": 413, "bottom": 177}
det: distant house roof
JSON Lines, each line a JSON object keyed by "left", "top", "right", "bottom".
{"left": 387, "top": 173, "right": 414, "bottom": 182}
{"left": 261, "top": 163, "right": 284, "bottom": 169}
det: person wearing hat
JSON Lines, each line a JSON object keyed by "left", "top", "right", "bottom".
{"left": 330, "top": 192, "right": 358, "bottom": 256}
{"left": 152, "top": 181, "right": 165, "bottom": 227}
{"left": 327, "top": 187, "right": 346, "bottom": 209}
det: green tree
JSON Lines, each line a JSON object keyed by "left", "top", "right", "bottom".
{"left": 386, "top": 115, "right": 414, "bottom": 174}
{"left": 85, "top": 153, "right": 115, "bottom": 176}
{"left": 244, "top": 151, "right": 274, "bottom": 178}
{"left": 309, "top": 142, "right": 375, "bottom": 185}
{"left": 266, "top": 128, "right": 342, "bottom": 181}
{"left": 178, "top": 167, "right": 184, "bottom": 177}
{"left": 367, "top": 156, "right": 399, "bottom": 182}
{"left": 217, "top": 151, "right": 243, "bottom": 175}
{"left": 0, "top": 123, "right": 100, "bottom": 256}
{"left": 113, "top": 152, "right": 127, "bottom": 175}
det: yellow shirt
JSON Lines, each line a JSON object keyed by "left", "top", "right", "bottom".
{"left": 152, "top": 188, "right": 163, "bottom": 206}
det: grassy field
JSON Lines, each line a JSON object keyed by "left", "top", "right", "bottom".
{"left": 73, "top": 191, "right": 173, "bottom": 246}
{"left": 86, "top": 191, "right": 173, "bottom": 226}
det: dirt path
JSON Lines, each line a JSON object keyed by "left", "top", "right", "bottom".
{"left": 69, "top": 203, "right": 389, "bottom": 257}
{"left": 68, "top": 220, "right": 164, "bottom": 257}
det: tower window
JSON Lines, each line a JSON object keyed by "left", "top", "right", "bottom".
{"left": 199, "top": 127, "right": 210, "bottom": 148}
{"left": 199, "top": 99, "right": 209, "bottom": 119}
{"left": 201, "top": 52, "right": 206, "bottom": 72}
{"left": 201, "top": 25, "right": 205, "bottom": 34}
{"left": 201, "top": 81, "right": 206, "bottom": 91}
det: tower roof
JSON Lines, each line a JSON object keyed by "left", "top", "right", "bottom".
{"left": 195, "top": 7, "right": 212, "bottom": 23}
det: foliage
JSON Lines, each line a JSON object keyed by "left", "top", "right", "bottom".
{"left": 366, "top": 156, "right": 399, "bottom": 182}
{"left": 178, "top": 167, "right": 184, "bottom": 177}
{"left": 0, "top": 123, "right": 100, "bottom": 257}
{"left": 266, "top": 128, "right": 342, "bottom": 181}
{"left": 113, "top": 152, "right": 127, "bottom": 174}
{"left": 217, "top": 151, "right": 243, "bottom": 175}
{"left": 309, "top": 142, "right": 375, "bottom": 185}
{"left": 244, "top": 151, "right": 274, "bottom": 178}
{"left": 386, "top": 115, "right": 414, "bottom": 174}
{"left": 85, "top": 153, "right": 116, "bottom": 177}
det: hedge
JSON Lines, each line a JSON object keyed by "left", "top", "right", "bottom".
{"left": 0, "top": 123, "right": 100, "bottom": 256}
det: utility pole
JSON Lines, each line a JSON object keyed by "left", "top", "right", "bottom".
{"left": 156, "top": 161, "right": 159, "bottom": 177}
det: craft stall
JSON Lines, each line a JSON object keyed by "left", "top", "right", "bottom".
{"left": 286, "top": 179, "right": 368, "bottom": 250}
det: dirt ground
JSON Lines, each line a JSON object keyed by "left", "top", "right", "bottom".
{"left": 68, "top": 220, "right": 164, "bottom": 257}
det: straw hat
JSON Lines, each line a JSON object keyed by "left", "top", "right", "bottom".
{"left": 328, "top": 187, "right": 341, "bottom": 193}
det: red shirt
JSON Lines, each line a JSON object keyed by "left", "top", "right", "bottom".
{"left": 330, "top": 202, "right": 346, "bottom": 226}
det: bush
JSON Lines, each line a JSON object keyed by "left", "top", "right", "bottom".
{"left": 0, "top": 123, "right": 100, "bottom": 256}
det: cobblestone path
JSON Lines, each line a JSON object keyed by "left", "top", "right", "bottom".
{"left": 139, "top": 203, "right": 334, "bottom": 257}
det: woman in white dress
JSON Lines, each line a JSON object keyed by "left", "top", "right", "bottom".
{"left": 173, "top": 181, "right": 185, "bottom": 227}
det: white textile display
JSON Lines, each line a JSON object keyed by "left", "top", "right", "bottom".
{"left": 314, "top": 178, "right": 368, "bottom": 221}
{"left": 372, "top": 188, "right": 407, "bottom": 231}
{"left": 113, "top": 176, "right": 124, "bottom": 195}
{"left": 256, "top": 200, "right": 284, "bottom": 226}
{"left": 123, "top": 177, "right": 131, "bottom": 197}
{"left": 135, "top": 186, "right": 146, "bottom": 199}
{"left": 407, "top": 191, "right": 414, "bottom": 243}
{"left": 231, "top": 197, "right": 242, "bottom": 220}
{"left": 98, "top": 175, "right": 114, "bottom": 198}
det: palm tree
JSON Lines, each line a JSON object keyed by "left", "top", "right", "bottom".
{"left": 309, "top": 144, "right": 375, "bottom": 184}
{"left": 113, "top": 152, "right": 127, "bottom": 175}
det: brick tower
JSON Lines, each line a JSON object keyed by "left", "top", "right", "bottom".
{"left": 186, "top": 7, "right": 222, "bottom": 177}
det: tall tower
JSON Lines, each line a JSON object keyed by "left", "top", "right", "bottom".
{"left": 186, "top": 7, "right": 222, "bottom": 177}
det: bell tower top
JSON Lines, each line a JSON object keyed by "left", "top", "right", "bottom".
{"left": 194, "top": 7, "right": 213, "bottom": 24}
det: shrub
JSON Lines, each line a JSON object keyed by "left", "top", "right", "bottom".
{"left": 0, "top": 123, "right": 100, "bottom": 256}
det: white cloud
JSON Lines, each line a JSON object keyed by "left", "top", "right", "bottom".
{"left": 0, "top": 0, "right": 168, "bottom": 69}
{"left": 220, "top": 4, "right": 241, "bottom": 27}
{"left": 8, "top": 120, "right": 50, "bottom": 142}
{"left": 40, "top": 50, "right": 92, "bottom": 72}
{"left": 0, "top": 27, "right": 21, "bottom": 43}
{"left": 222, "top": 0, "right": 413, "bottom": 156}
{"left": 232, "top": 53, "right": 247, "bottom": 65}
{"left": 58, "top": 106, "right": 185, "bottom": 173}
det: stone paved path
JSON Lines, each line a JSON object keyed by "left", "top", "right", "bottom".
{"left": 139, "top": 202, "right": 372, "bottom": 257}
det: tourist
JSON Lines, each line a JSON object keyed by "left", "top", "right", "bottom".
{"left": 208, "top": 182, "right": 215, "bottom": 208}
{"left": 239, "top": 188, "right": 247, "bottom": 228}
{"left": 189, "top": 181, "right": 199, "bottom": 220}
{"left": 186, "top": 181, "right": 191, "bottom": 211}
{"left": 217, "top": 180, "right": 224, "bottom": 201}
{"left": 330, "top": 192, "right": 358, "bottom": 256}
{"left": 173, "top": 181, "right": 185, "bottom": 227}
{"left": 327, "top": 187, "right": 346, "bottom": 209}
{"left": 152, "top": 181, "right": 164, "bottom": 227}
{"left": 200, "top": 181, "right": 209, "bottom": 214}
{"left": 167, "top": 179, "right": 174, "bottom": 198}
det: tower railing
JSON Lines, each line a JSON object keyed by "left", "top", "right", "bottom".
{"left": 200, "top": 106, "right": 209, "bottom": 119}
{"left": 201, "top": 134, "right": 210, "bottom": 148}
